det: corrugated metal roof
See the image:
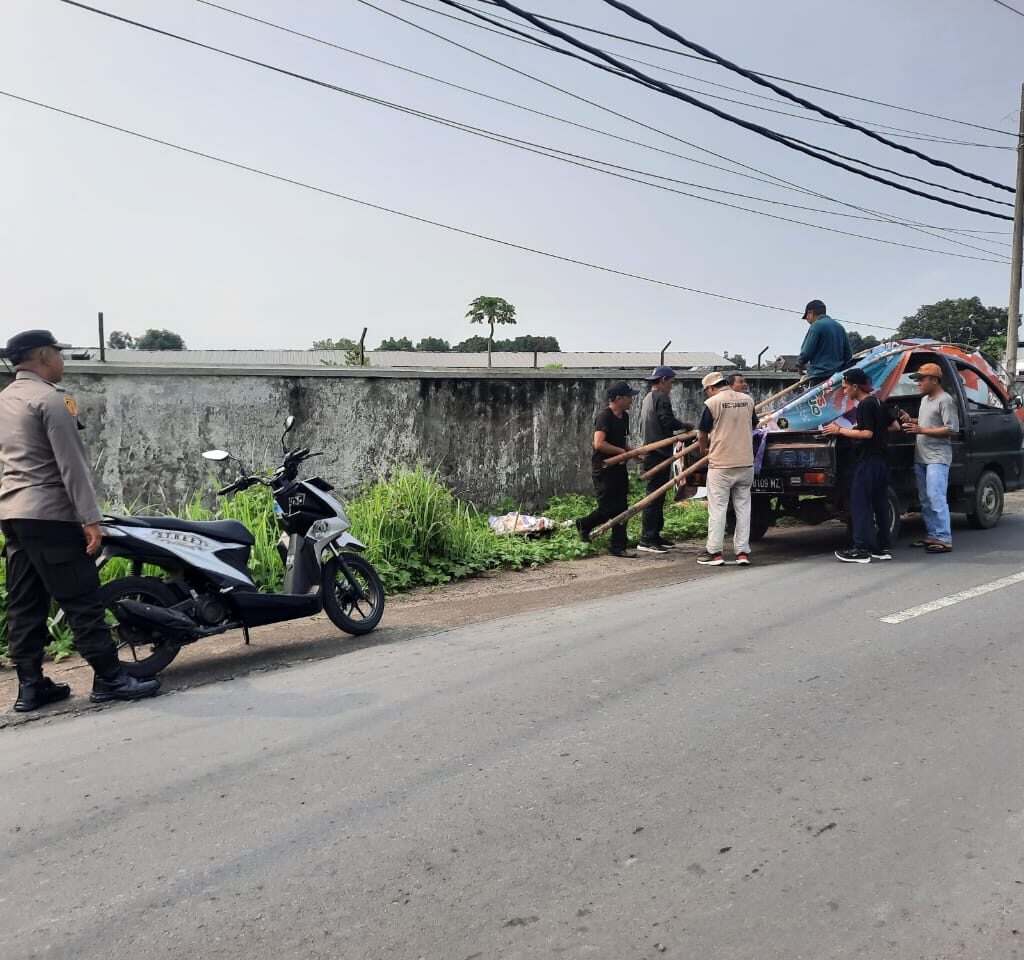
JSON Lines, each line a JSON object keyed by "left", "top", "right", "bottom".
{"left": 67, "top": 349, "right": 734, "bottom": 369}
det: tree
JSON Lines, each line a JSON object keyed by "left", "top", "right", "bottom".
{"left": 453, "top": 335, "right": 491, "bottom": 353}
{"left": 848, "top": 331, "right": 880, "bottom": 354}
{"left": 724, "top": 352, "right": 747, "bottom": 368}
{"left": 312, "top": 337, "right": 357, "bottom": 351}
{"left": 981, "top": 334, "right": 1006, "bottom": 361}
{"left": 107, "top": 330, "right": 135, "bottom": 349}
{"left": 134, "top": 329, "right": 185, "bottom": 350}
{"left": 415, "top": 337, "right": 451, "bottom": 352}
{"left": 466, "top": 295, "right": 517, "bottom": 367}
{"left": 377, "top": 336, "right": 414, "bottom": 351}
{"left": 896, "top": 297, "right": 1007, "bottom": 345}
{"left": 505, "top": 334, "right": 560, "bottom": 352}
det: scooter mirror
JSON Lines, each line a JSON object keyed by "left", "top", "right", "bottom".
{"left": 284, "top": 415, "right": 296, "bottom": 432}
{"left": 202, "top": 450, "right": 230, "bottom": 462}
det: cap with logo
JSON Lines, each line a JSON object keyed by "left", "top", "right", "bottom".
{"left": 801, "top": 299, "right": 827, "bottom": 317}
{"left": 909, "top": 362, "right": 943, "bottom": 381}
{"left": 645, "top": 364, "right": 676, "bottom": 382}
{"left": 701, "top": 371, "right": 728, "bottom": 390}
{"left": 606, "top": 380, "right": 638, "bottom": 399}
{"left": 0, "top": 330, "right": 71, "bottom": 363}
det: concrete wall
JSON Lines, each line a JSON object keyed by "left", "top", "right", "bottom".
{"left": 0, "top": 366, "right": 795, "bottom": 510}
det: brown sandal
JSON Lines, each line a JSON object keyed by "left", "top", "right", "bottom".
{"left": 909, "top": 539, "right": 933, "bottom": 548}
{"left": 925, "top": 542, "right": 952, "bottom": 553}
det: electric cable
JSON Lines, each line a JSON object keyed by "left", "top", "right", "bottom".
{"left": 191, "top": 0, "right": 1010, "bottom": 252}
{"left": 2, "top": 90, "right": 910, "bottom": 327}
{"left": 57, "top": 0, "right": 1015, "bottom": 252}
{"left": 588, "top": 0, "right": 1014, "bottom": 190}
{"left": 415, "top": 0, "right": 1010, "bottom": 148}
{"left": 991, "top": 0, "right": 1024, "bottom": 17}
{"left": 465, "top": 0, "right": 1015, "bottom": 137}
{"left": 428, "top": 0, "right": 1013, "bottom": 217}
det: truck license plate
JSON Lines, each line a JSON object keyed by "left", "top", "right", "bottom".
{"left": 753, "top": 477, "right": 783, "bottom": 492}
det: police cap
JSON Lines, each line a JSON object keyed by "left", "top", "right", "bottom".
{"left": 0, "top": 330, "right": 71, "bottom": 363}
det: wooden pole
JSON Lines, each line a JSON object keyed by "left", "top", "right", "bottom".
{"left": 603, "top": 429, "right": 696, "bottom": 467}
{"left": 592, "top": 454, "right": 709, "bottom": 538}
{"left": 755, "top": 377, "right": 807, "bottom": 413}
{"left": 1004, "top": 83, "right": 1024, "bottom": 389}
{"left": 640, "top": 439, "right": 700, "bottom": 480}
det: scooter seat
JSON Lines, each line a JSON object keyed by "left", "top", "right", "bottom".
{"left": 107, "top": 515, "right": 255, "bottom": 546}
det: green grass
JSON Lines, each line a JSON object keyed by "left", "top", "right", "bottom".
{"left": 0, "top": 466, "right": 709, "bottom": 664}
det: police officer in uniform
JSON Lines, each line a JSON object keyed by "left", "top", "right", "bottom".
{"left": 0, "top": 330, "right": 160, "bottom": 711}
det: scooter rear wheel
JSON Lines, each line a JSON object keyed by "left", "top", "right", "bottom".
{"left": 98, "top": 576, "right": 182, "bottom": 678}
{"left": 322, "top": 553, "right": 385, "bottom": 636}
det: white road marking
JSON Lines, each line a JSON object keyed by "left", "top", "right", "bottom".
{"left": 880, "top": 571, "right": 1024, "bottom": 624}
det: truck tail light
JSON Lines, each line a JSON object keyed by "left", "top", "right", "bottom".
{"left": 802, "top": 472, "right": 827, "bottom": 485}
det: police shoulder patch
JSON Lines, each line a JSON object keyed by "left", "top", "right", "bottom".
{"left": 64, "top": 396, "right": 78, "bottom": 417}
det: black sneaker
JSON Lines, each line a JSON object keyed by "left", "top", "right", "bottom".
{"left": 871, "top": 549, "right": 893, "bottom": 561}
{"left": 637, "top": 541, "right": 669, "bottom": 554}
{"left": 696, "top": 551, "right": 724, "bottom": 566}
{"left": 14, "top": 677, "right": 72, "bottom": 713}
{"left": 575, "top": 519, "right": 591, "bottom": 544}
{"left": 609, "top": 547, "right": 637, "bottom": 558}
{"left": 835, "top": 548, "right": 871, "bottom": 564}
{"left": 90, "top": 672, "right": 161, "bottom": 704}
{"left": 655, "top": 538, "right": 676, "bottom": 550}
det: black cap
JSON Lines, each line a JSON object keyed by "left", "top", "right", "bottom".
{"left": 842, "top": 367, "right": 871, "bottom": 388}
{"left": 606, "top": 380, "right": 638, "bottom": 400}
{"left": 1, "top": 330, "right": 71, "bottom": 362}
{"left": 645, "top": 364, "right": 676, "bottom": 381}
{"left": 802, "top": 299, "right": 827, "bottom": 316}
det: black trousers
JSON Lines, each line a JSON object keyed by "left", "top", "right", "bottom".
{"left": 641, "top": 453, "right": 669, "bottom": 543}
{"left": 849, "top": 458, "right": 891, "bottom": 552}
{"left": 1, "top": 519, "right": 117, "bottom": 670}
{"left": 579, "top": 467, "right": 629, "bottom": 548}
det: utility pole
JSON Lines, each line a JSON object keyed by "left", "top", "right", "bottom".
{"left": 98, "top": 311, "right": 106, "bottom": 362}
{"left": 1005, "top": 83, "right": 1024, "bottom": 388}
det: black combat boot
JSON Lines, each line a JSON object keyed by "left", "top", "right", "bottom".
{"left": 89, "top": 671, "right": 161, "bottom": 704}
{"left": 13, "top": 663, "right": 72, "bottom": 713}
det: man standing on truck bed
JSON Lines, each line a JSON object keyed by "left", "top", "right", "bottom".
{"left": 638, "top": 365, "right": 693, "bottom": 554}
{"left": 902, "top": 362, "right": 958, "bottom": 554}
{"left": 696, "top": 371, "right": 757, "bottom": 567}
{"left": 798, "top": 300, "right": 853, "bottom": 386}
{"left": 822, "top": 367, "right": 898, "bottom": 563}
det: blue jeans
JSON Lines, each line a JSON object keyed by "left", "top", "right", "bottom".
{"left": 850, "top": 458, "right": 890, "bottom": 552}
{"left": 914, "top": 462, "right": 951, "bottom": 544}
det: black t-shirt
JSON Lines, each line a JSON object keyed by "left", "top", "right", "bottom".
{"left": 855, "top": 395, "right": 895, "bottom": 460}
{"left": 592, "top": 407, "right": 630, "bottom": 472}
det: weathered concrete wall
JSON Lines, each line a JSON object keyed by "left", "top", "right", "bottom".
{"left": 0, "top": 367, "right": 795, "bottom": 509}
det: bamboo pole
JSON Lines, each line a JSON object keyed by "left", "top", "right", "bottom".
{"left": 640, "top": 439, "right": 700, "bottom": 480}
{"left": 602, "top": 429, "right": 696, "bottom": 467}
{"left": 592, "top": 454, "right": 709, "bottom": 538}
{"left": 755, "top": 378, "right": 807, "bottom": 413}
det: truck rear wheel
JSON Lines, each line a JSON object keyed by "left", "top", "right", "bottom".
{"left": 966, "top": 470, "right": 1003, "bottom": 529}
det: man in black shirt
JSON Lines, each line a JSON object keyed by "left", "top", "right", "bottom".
{"left": 638, "top": 365, "right": 693, "bottom": 553}
{"left": 577, "top": 381, "right": 640, "bottom": 557}
{"left": 821, "top": 367, "right": 898, "bottom": 563}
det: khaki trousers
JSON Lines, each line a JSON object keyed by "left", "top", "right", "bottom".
{"left": 705, "top": 465, "right": 754, "bottom": 555}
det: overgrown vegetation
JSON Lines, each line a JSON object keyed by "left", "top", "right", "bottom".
{"left": 0, "top": 467, "right": 708, "bottom": 664}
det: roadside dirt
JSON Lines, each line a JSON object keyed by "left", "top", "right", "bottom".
{"left": 3, "top": 492, "right": 1021, "bottom": 728}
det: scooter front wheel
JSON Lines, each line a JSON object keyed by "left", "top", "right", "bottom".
{"left": 321, "top": 553, "right": 385, "bottom": 636}
{"left": 98, "top": 576, "right": 182, "bottom": 678}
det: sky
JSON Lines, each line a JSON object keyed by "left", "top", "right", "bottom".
{"left": 1, "top": 0, "right": 1021, "bottom": 359}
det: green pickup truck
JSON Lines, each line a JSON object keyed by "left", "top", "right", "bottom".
{"left": 750, "top": 343, "right": 1024, "bottom": 541}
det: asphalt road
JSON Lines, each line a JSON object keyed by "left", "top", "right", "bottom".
{"left": 2, "top": 518, "right": 1022, "bottom": 960}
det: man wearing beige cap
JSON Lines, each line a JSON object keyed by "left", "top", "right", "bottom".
{"left": 900, "top": 362, "right": 958, "bottom": 553}
{"left": 696, "top": 371, "right": 757, "bottom": 566}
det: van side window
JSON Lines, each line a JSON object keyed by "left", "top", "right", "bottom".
{"left": 956, "top": 363, "right": 1008, "bottom": 412}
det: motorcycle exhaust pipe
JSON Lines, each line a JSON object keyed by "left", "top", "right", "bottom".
{"left": 114, "top": 599, "right": 201, "bottom": 642}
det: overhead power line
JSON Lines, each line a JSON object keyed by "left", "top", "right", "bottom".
{"left": 438, "top": 0, "right": 1010, "bottom": 149}
{"left": 485, "top": 0, "right": 1014, "bottom": 196}
{"left": 59, "top": 0, "right": 1014, "bottom": 251}
{"left": 430, "top": 0, "right": 1013, "bottom": 218}
{"left": 189, "top": 0, "right": 1008, "bottom": 258}
{"left": 990, "top": 0, "right": 1024, "bottom": 17}
{"left": 467, "top": 0, "right": 1016, "bottom": 137}
{"left": 3, "top": 90, "right": 905, "bottom": 327}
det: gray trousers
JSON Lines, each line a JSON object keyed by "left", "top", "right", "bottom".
{"left": 705, "top": 465, "right": 754, "bottom": 555}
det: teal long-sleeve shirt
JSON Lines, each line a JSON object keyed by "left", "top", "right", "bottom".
{"left": 798, "top": 315, "right": 852, "bottom": 379}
